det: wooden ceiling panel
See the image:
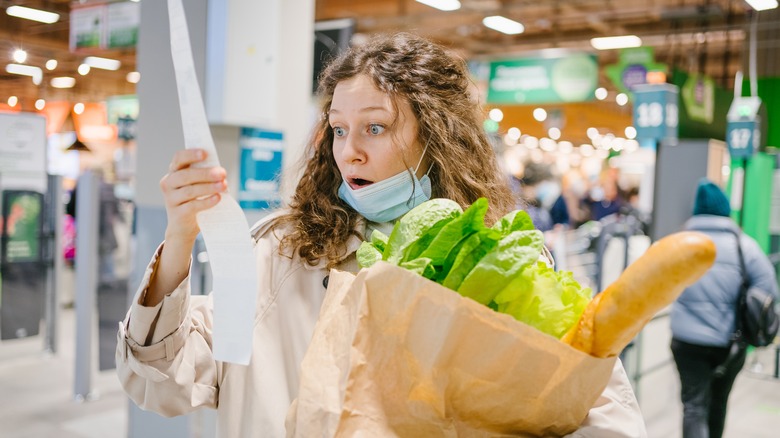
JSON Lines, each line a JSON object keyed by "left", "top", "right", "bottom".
{"left": 0, "top": 0, "right": 769, "bottom": 114}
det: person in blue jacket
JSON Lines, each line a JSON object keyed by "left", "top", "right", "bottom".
{"left": 670, "top": 178, "right": 779, "bottom": 438}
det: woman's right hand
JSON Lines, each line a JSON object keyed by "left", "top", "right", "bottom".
{"left": 160, "top": 148, "right": 227, "bottom": 245}
{"left": 143, "top": 149, "right": 226, "bottom": 307}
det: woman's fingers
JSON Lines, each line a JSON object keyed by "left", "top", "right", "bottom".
{"left": 169, "top": 148, "right": 208, "bottom": 172}
{"left": 167, "top": 180, "right": 227, "bottom": 207}
{"left": 163, "top": 166, "right": 226, "bottom": 191}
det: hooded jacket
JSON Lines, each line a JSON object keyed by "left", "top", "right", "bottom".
{"left": 670, "top": 215, "right": 779, "bottom": 347}
{"left": 117, "top": 211, "right": 646, "bottom": 437}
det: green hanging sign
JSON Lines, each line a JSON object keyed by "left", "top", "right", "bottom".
{"left": 487, "top": 53, "right": 598, "bottom": 104}
{"left": 605, "top": 47, "right": 667, "bottom": 95}
{"left": 681, "top": 74, "right": 715, "bottom": 124}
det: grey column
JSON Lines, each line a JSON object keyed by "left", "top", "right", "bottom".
{"left": 44, "top": 174, "right": 63, "bottom": 354}
{"left": 74, "top": 170, "right": 99, "bottom": 401}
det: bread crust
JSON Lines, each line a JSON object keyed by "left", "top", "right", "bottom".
{"left": 563, "top": 231, "right": 716, "bottom": 358}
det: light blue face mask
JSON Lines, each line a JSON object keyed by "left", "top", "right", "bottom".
{"left": 338, "top": 146, "right": 432, "bottom": 223}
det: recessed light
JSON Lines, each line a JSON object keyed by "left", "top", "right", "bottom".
{"left": 6, "top": 6, "right": 60, "bottom": 24}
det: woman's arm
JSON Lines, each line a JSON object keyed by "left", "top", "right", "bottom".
{"left": 142, "top": 148, "right": 227, "bottom": 307}
{"left": 115, "top": 148, "right": 228, "bottom": 415}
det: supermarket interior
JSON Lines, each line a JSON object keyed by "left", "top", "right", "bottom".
{"left": 1, "top": 0, "right": 780, "bottom": 437}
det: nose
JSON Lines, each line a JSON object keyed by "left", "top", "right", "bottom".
{"left": 340, "top": 133, "right": 365, "bottom": 164}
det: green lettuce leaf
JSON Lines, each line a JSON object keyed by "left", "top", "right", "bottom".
{"left": 492, "top": 209, "right": 534, "bottom": 236}
{"left": 441, "top": 228, "right": 501, "bottom": 291}
{"left": 357, "top": 241, "right": 383, "bottom": 268}
{"left": 399, "top": 257, "right": 435, "bottom": 279}
{"left": 384, "top": 198, "right": 462, "bottom": 264}
{"left": 416, "top": 197, "right": 489, "bottom": 265}
{"left": 456, "top": 229, "right": 544, "bottom": 305}
{"left": 370, "top": 229, "right": 389, "bottom": 254}
{"left": 494, "top": 261, "right": 592, "bottom": 339}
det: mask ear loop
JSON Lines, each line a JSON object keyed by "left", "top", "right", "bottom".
{"left": 414, "top": 142, "right": 431, "bottom": 175}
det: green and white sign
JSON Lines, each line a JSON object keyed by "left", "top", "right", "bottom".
{"left": 69, "top": 6, "right": 105, "bottom": 51}
{"left": 107, "top": 1, "right": 140, "bottom": 49}
{"left": 605, "top": 47, "right": 667, "bottom": 95}
{"left": 487, "top": 53, "right": 598, "bottom": 104}
{"left": 681, "top": 74, "right": 715, "bottom": 124}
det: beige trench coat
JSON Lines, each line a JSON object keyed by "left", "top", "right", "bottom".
{"left": 116, "top": 213, "right": 647, "bottom": 437}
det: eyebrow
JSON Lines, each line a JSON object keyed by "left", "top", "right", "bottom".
{"left": 329, "top": 106, "right": 391, "bottom": 115}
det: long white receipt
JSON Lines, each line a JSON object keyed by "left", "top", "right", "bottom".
{"left": 167, "top": 0, "right": 257, "bottom": 365}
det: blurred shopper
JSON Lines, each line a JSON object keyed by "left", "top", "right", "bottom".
{"left": 585, "top": 171, "right": 626, "bottom": 222}
{"left": 116, "top": 33, "right": 644, "bottom": 437}
{"left": 515, "top": 161, "right": 554, "bottom": 231}
{"left": 670, "top": 178, "right": 778, "bottom": 438}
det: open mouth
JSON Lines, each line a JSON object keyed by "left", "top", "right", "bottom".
{"left": 349, "top": 177, "right": 374, "bottom": 190}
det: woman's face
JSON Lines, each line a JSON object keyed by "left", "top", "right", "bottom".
{"left": 329, "top": 74, "right": 426, "bottom": 190}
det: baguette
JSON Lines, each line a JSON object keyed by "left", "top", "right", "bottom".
{"left": 563, "top": 231, "right": 716, "bottom": 358}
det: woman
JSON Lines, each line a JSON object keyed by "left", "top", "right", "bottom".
{"left": 117, "top": 33, "right": 645, "bottom": 437}
{"left": 670, "top": 178, "right": 779, "bottom": 438}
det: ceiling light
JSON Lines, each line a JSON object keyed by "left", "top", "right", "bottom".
{"left": 6, "top": 63, "right": 43, "bottom": 84}
{"left": 126, "top": 71, "right": 141, "bottom": 83}
{"left": 8, "top": 96, "right": 18, "bottom": 107}
{"left": 488, "top": 108, "right": 504, "bottom": 122}
{"left": 13, "top": 49, "right": 27, "bottom": 64}
{"left": 46, "top": 59, "right": 58, "bottom": 70}
{"left": 533, "top": 108, "right": 547, "bottom": 122}
{"left": 84, "top": 56, "right": 121, "bottom": 71}
{"left": 483, "top": 16, "right": 525, "bottom": 35}
{"left": 51, "top": 77, "right": 76, "bottom": 88}
{"left": 6, "top": 5, "right": 60, "bottom": 24}
{"left": 745, "top": 0, "right": 778, "bottom": 11}
{"left": 594, "top": 87, "right": 608, "bottom": 100}
{"left": 590, "top": 35, "right": 642, "bottom": 50}
{"left": 74, "top": 103, "right": 85, "bottom": 114}
{"left": 415, "top": 0, "right": 461, "bottom": 11}
{"left": 35, "top": 99, "right": 46, "bottom": 111}
{"left": 78, "top": 64, "right": 91, "bottom": 75}
{"left": 616, "top": 93, "right": 629, "bottom": 106}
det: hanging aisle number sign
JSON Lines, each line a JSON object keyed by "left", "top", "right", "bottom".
{"left": 632, "top": 83, "right": 679, "bottom": 142}
{"left": 726, "top": 96, "right": 763, "bottom": 159}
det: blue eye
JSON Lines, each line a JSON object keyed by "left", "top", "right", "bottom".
{"left": 333, "top": 127, "right": 345, "bottom": 137}
{"left": 369, "top": 124, "right": 385, "bottom": 135}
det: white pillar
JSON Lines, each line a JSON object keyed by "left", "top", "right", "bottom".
{"left": 129, "top": 0, "right": 314, "bottom": 436}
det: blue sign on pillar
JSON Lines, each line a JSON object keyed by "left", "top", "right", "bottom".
{"left": 238, "top": 128, "right": 283, "bottom": 210}
{"left": 632, "top": 83, "right": 679, "bottom": 142}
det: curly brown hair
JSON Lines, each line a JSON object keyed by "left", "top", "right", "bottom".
{"left": 271, "top": 32, "right": 514, "bottom": 269}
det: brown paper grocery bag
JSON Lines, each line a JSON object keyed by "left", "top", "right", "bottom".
{"left": 286, "top": 262, "right": 616, "bottom": 437}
